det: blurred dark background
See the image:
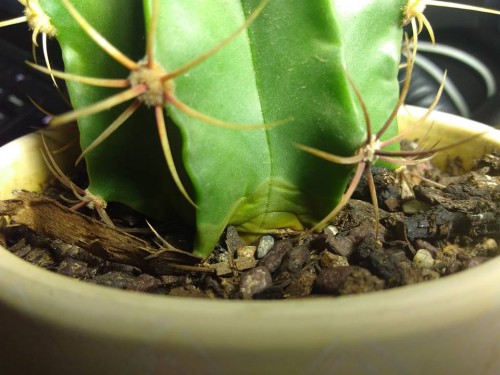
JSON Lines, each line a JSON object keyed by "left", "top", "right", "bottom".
{"left": 403, "top": 0, "right": 500, "bottom": 126}
{"left": 0, "top": 0, "right": 498, "bottom": 146}
{"left": 0, "top": 0, "right": 65, "bottom": 146}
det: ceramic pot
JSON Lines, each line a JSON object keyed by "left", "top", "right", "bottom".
{"left": 0, "top": 108, "right": 499, "bottom": 375}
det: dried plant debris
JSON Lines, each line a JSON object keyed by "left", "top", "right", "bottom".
{"left": 1, "top": 153, "right": 499, "bottom": 299}
{"left": 0, "top": 191, "right": 202, "bottom": 272}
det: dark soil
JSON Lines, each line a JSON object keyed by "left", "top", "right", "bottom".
{"left": 0, "top": 153, "right": 499, "bottom": 299}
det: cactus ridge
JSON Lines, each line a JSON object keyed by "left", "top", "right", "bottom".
{"left": 30, "top": 0, "right": 272, "bottom": 208}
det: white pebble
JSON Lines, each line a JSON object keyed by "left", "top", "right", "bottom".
{"left": 257, "top": 235, "right": 275, "bottom": 258}
{"left": 325, "top": 225, "right": 339, "bottom": 236}
{"left": 413, "top": 249, "right": 435, "bottom": 269}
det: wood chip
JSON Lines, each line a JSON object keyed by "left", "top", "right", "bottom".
{"left": 209, "top": 257, "right": 257, "bottom": 276}
{"left": 0, "top": 190, "right": 201, "bottom": 272}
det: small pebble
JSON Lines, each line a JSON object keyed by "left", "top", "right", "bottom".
{"left": 324, "top": 225, "right": 339, "bottom": 236}
{"left": 285, "top": 269, "right": 316, "bottom": 297}
{"left": 239, "top": 266, "right": 272, "bottom": 299}
{"left": 92, "top": 271, "right": 137, "bottom": 289}
{"left": 237, "top": 245, "right": 256, "bottom": 259}
{"left": 319, "top": 251, "right": 349, "bottom": 268}
{"left": 483, "top": 238, "right": 498, "bottom": 253}
{"left": 402, "top": 199, "right": 430, "bottom": 214}
{"left": 349, "top": 218, "right": 386, "bottom": 242}
{"left": 126, "top": 273, "right": 164, "bottom": 293}
{"left": 102, "top": 261, "right": 141, "bottom": 275}
{"left": 434, "top": 244, "right": 461, "bottom": 274}
{"left": 24, "top": 248, "right": 56, "bottom": 269}
{"left": 10, "top": 239, "right": 31, "bottom": 258}
{"left": 257, "top": 235, "right": 275, "bottom": 258}
{"left": 315, "top": 266, "right": 353, "bottom": 294}
{"left": 160, "top": 274, "right": 186, "bottom": 286}
{"left": 259, "top": 239, "right": 292, "bottom": 272}
{"left": 384, "top": 196, "right": 400, "bottom": 212}
{"left": 225, "top": 226, "right": 245, "bottom": 252}
{"left": 326, "top": 235, "right": 355, "bottom": 258}
{"left": 50, "top": 240, "right": 100, "bottom": 264}
{"left": 210, "top": 257, "right": 257, "bottom": 276}
{"left": 338, "top": 267, "right": 384, "bottom": 295}
{"left": 316, "top": 266, "right": 384, "bottom": 295}
{"left": 386, "top": 248, "right": 407, "bottom": 263}
{"left": 283, "top": 245, "right": 309, "bottom": 273}
{"left": 353, "top": 234, "right": 401, "bottom": 286}
{"left": 413, "top": 249, "right": 435, "bottom": 269}
{"left": 57, "top": 257, "right": 93, "bottom": 279}
{"left": 420, "top": 268, "right": 441, "bottom": 281}
{"left": 414, "top": 239, "right": 439, "bottom": 257}
{"left": 204, "top": 276, "right": 230, "bottom": 298}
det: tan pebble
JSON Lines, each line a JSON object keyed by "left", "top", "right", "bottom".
{"left": 413, "top": 249, "right": 435, "bottom": 269}
{"left": 483, "top": 239, "right": 498, "bottom": 252}
{"left": 319, "top": 251, "right": 349, "bottom": 268}
{"left": 237, "top": 246, "right": 256, "bottom": 258}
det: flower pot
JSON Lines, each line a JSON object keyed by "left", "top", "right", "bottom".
{"left": 0, "top": 107, "right": 499, "bottom": 375}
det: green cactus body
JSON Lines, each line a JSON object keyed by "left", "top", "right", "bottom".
{"left": 40, "top": 0, "right": 406, "bottom": 257}
{"left": 38, "top": 0, "right": 177, "bottom": 221}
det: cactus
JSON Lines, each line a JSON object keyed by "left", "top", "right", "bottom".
{"left": 4, "top": 0, "right": 499, "bottom": 257}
